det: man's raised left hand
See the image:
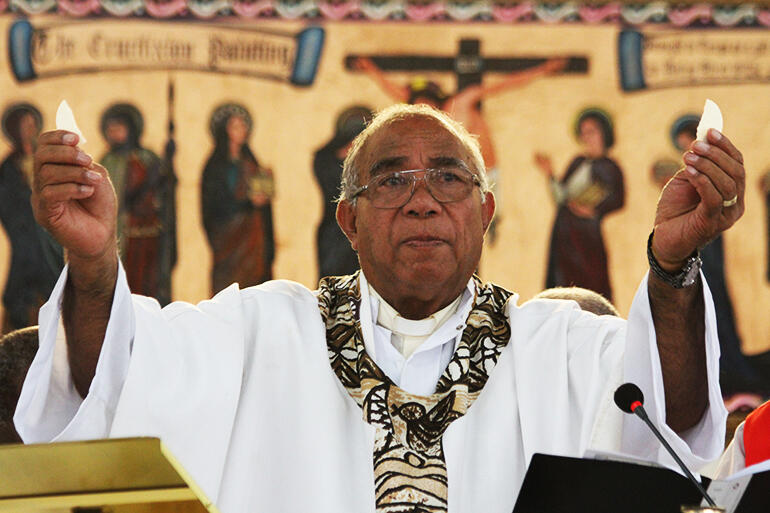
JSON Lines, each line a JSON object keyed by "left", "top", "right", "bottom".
{"left": 652, "top": 129, "right": 745, "bottom": 272}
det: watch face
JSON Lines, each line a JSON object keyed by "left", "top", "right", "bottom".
{"left": 682, "top": 257, "right": 702, "bottom": 287}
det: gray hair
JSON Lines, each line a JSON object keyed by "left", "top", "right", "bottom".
{"left": 532, "top": 287, "right": 620, "bottom": 317}
{"left": 339, "top": 104, "right": 491, "bottom": 203}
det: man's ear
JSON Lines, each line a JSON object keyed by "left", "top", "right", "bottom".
{"left": 481, "top": 192, "right": 496, "bottom": 233}
{"left": 336, "top": 200, "right": 359, "bottom": 252}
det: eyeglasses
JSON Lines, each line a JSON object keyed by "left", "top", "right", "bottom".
{"left": 350, "top": 167, "right": 482, "bottom": 209}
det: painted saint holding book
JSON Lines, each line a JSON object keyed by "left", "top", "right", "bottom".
{"left": 201, "top": 103, "right": 275, "bottom": 295}
{"left": 534, "top": 107, "right": 625, "bottom": 301}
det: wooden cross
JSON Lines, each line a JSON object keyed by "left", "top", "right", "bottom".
{"left": 345, "top": 38, "right": 588, "bottom": 93}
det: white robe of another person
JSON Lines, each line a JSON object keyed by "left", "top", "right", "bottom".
{"left": 715, "top": 421, "right": 747, "bottom": 478}
{"left": 16, "top": 264, "right": 727, "bottom": 513}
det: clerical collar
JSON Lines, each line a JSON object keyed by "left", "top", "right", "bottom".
{"left": 367, "top": 284, "right": 463, "bottom": 339}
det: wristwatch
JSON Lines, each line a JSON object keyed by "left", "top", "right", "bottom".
{"left": 647, "top": 231, "right": 702, "bottom": 288}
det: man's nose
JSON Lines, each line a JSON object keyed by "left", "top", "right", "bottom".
{"left": 403, "top": 176, "right": 440, "bottom": 217}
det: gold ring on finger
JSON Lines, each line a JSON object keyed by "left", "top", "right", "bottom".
{"left": 722, "top": 195, "right": 738, "bottom": 208}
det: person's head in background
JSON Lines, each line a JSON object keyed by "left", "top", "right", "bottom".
{"left": 532, "top": 286, "right": 620, "bottom": 317}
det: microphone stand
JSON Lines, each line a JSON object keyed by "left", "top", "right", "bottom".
{"left": 631, "top": 404, "right": 717, "bottom": 507}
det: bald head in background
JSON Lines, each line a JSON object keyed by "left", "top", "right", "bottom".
{"left": 532, "top": 286, "right": 620, "bottom": 317}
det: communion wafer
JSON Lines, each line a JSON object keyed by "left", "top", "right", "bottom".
{"left": 696, "top": 99, "right": 722, "bottom": 142}
{"left": 55, "top": 100, "right": 87, "bottom": 144}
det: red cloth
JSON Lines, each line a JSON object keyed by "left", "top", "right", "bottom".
{"left": 743, "top": 400, "right": 770, "bottom": 467}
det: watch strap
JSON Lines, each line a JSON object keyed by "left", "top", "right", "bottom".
{"left": 647, "top": 231, "right": 701, "bottom": 289}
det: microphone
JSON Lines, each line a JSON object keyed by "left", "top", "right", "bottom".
{"left": 614, "top": 383, "right": 717, "bottom": 508}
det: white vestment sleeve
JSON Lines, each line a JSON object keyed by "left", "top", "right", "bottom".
{"left": 14, "top": 263, "right": 135, "bottom": 443}
{"left": 621, "top": 271, "right": 727, "bottom": 469}
{"left": 15, "top": 260, "right": 246, "bottom": 504}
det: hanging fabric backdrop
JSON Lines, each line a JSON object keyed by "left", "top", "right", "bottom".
{"left": 1, "top": 2, "right": 770, "bottom": 356}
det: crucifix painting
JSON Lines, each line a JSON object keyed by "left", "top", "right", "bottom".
{"left": 346, "top": 39, "right": 588, "bottom": 243}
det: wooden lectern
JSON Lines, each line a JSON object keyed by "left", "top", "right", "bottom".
{"left": 0, "top": 438, "right": 219, "bottom": 513}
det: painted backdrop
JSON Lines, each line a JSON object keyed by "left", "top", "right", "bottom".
{"left": 1, "top": 13, "right": 770, "bottom": 359}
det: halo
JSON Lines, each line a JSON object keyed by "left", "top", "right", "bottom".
{"left": 573, "top": 106, "right": 614, "bottom": 149}
{"left": 670, "top": 114, "right": 700, "bottom": 151}
{"left": 335, "top": 105, "right": 373, "bottom": 142}
{"left": 100, "top": 103, "right": 144, "bottom": 140}
{"left": 1, "top": 102, "right": 42, "bottom": 143}
{"left": 209, "top": 103, "right": 253, "bottom": 138}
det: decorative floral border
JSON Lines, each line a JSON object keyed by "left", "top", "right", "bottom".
{"left": 2, "top": 0, "right": 768, "bottom": 27}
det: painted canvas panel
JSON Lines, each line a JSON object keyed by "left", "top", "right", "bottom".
{"left": 1, "top": 15, "right": 770, "bottom": 365}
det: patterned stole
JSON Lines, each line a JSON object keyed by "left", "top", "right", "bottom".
{"left": 317, "top": 273, "right": 513, "bottom": 513}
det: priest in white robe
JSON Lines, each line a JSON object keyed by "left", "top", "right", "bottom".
{"left": 17, "top": 104, "right": 746, "bottom": 513}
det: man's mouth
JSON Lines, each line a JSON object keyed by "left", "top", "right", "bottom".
{"left": 402, "top": 236, "right": 446, "bottom": 247}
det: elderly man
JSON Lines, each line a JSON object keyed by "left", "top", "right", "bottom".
{"left": 17, "top": 104, "right": 743, "bottom": 513}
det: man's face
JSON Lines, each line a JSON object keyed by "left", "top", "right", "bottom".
{"left": 337, "top": 116, "right": 494, "bottom": 316}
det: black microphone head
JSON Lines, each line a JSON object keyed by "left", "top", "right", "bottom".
{"left": 614, "top": 383, "right": 645, "bottom": 413}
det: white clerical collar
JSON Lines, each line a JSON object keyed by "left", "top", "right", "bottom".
{"left": 356, "top": 272, "right": 476, "bottom": 365}
{"left": 368, "top": 284, "right": 463, "bottom": 339}
{"left": 360, "top": 272, "right": 474, "bottom": 361}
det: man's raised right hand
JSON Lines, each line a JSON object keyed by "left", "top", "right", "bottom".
{"left": 32, "top": 130, "right": 118, "bottom": 286}
{"left": 33, "top": 130, "right": 120, "bottom": 397}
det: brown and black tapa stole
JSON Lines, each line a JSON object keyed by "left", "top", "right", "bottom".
{"left": 318, "top": 272, "right": 512, "bottom": 513}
